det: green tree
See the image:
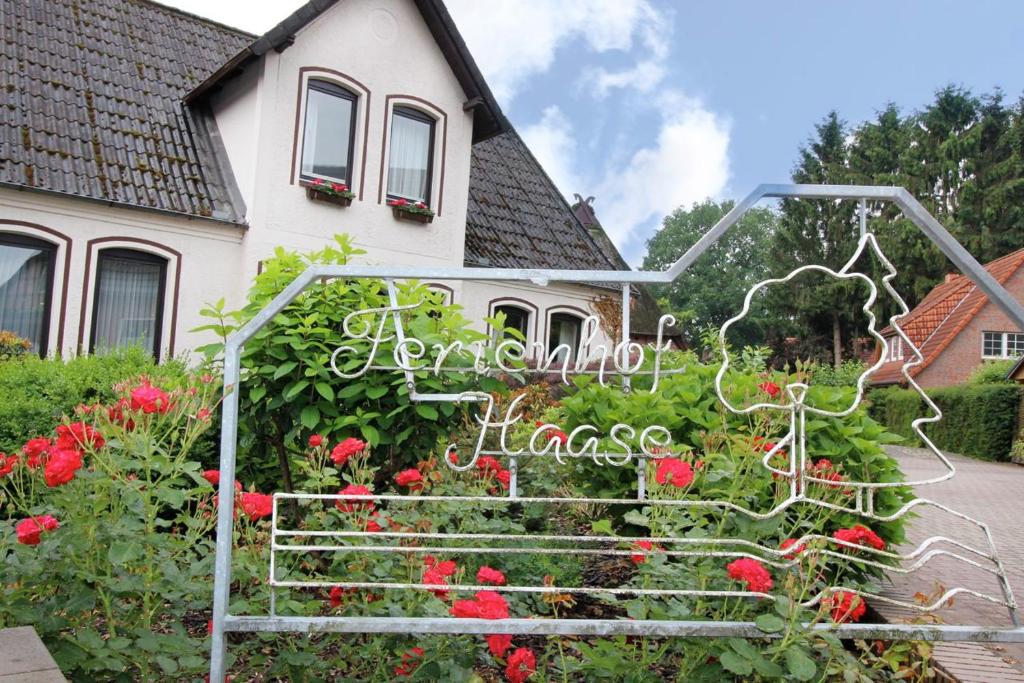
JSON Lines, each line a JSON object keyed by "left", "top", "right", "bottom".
{"left": 642, "top": 199, "right": 778, "bottom": 347}
{"left": 774, "top": 112, "right": 864, "bottom": 366}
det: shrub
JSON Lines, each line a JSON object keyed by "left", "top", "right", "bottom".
{"left": 870, "top": 383, "right": 1022, "bottom": 460}
{"left": 966, "top": 359, "right": 1016, "bottom": 384}
{"left": 806, "top": 359, "right": 869, "bottom": 387}
{"left": 0, "top": 348, "right": 203, "bottom": 454}
{"left": 0, "top": 374, "right": 220, "bottom": 679}
{"left": 194, "top": 234, "right": 505, "bottom": 492}
{"left": 0, "top": 330, "right": 31, "bottom": 360}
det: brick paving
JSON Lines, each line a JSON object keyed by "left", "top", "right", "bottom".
{"left": 879, "top": 446, "right": 1024, "bottom": 680}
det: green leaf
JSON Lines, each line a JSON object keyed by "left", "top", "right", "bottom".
{"left": 719, "top": 651, "right": 753, "bottom": 676}
{"left": 754, "top": 612, "right": 786, "bottom": 633}
{"left": 784, "top": 647, "right": 817, "bottom": 681}
{"left": 314, "top": 382, "right": 335, "bottom": 401}
{"left": 366, "top": 384, "right": 389, "bottom": 400}
{"left": 249, "top": 385, "right": 266, "bottom": 403}
{"left": 272, "top": 361, "right": 298, "bottom": 379}
{"left": 108, "top": 542, "right": 142, "bottom": 566}
{"left": 360, "top": 424, "right": 379, "bottom": 445}
{"left": 591, "top": 519, "right": 615, "bottom": 536}
{"left": 300, "top": 405, "right": 320, "bottom": 429}
{"left": 415, "top": 404, "right": 439, "bottom": 420}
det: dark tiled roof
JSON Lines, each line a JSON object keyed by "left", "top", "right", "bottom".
{"left": 466, "top": 131, "right": 618, "bottom": 272}
{"left": 872, "top": 248, "right": 1024, "bottom": 385}
{"left": 1, "top": 0, "right": 250, "bottom": 222}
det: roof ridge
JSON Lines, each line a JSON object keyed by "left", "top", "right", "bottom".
{"left": 134, "top": 0, "right": 258, "bottom": 40}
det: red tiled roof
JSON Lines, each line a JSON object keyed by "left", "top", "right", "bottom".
{"left": 871, "top": 248, "right": 1024, "bottom": 385}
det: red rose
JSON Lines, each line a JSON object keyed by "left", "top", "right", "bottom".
{"left": 477, "top": 566, "right": 506, "bottom": 585}
{"left": 108, "top": 398, "right": 135, "bottom": 429}
{"left": 758, "top": 381, "right": 781, "bottom": 398}
{"left": 833, "top": 525, "right": 885, "bottom": 551}
{"left": 22, "top": 437, "right": 51, "bottom": 468}
{"left": 308, "top": 434, "right": 324, "bottom": 448}
{"left": 389, "top": 198, "right": 408, "bottom": 207}
{"left": 130, "top": 381, "right": 172, "bottom": 414}
{"left": 331, "top": 437, "right": 366, "bottom": 466}
{"left": 44, "top": 448, "right": 82, "bottom": 487}
{"left": 654, "top": 458, "right": 694, "bottom": 488}
{"left": 202, "top": 470, "right": 220, "bottom": 486}
{"left": 506, "top": 647, "right": 536, "bottom": 683}
{"left": 450, "top": 598, "right": 481, "bottom": 618}
{"left": 422, "top": 567, "right": 450, "bottom": 599}
{"left": 329, "top": 182, "right": 348, "bottom": 193}
{"left": 780, "top": 538, "right": 806, "bottom": 560}
{"left": 239, "top": 492, "right": 273, "bottom": 520}
{"left": 0, "top": 453, "right": 18, "bottom": 478}
{"left": 415, "top": 201, "right": 427, "bottom": 209}
{"left": 450, "top": 590, "right": 509, "bottom": 619}
{"left": 495, "top": 469, "right": 511, "bottom": 489}
{"left": 365, "top": 515, "right": 383, "bottom": 533}
{"left": 393, "top": 647, "right": 425, "bottom": 677}
{"left": 311, "top": 178, "right": 324, "bottom": 186}
{"left": 55, "top": 422, "right": 105, "bottom": 451}
{"left": 475, "top": 456, "right": 502, "bottom": 474}
{"left": 726, "top": 557, "right": 773, "bottom": 593}
{"left": 336, "top": 484, "right": 374, "bottom": 513}
{"left": 15, "top": 515, "right": 60, "bottom": 545}
{"left": 827, "top": 591, "right": 866, "bottom": 623}
{"left": 328, "top": 585, "right": 353, "bottom": 608}
{"left": 394, "top": 468, "right": 423, "bottom": 490}
{"left": 548, "top": 430, "right": 568, "bottom": 445}
{"left": 486, "top": 633, "right": 513, "bottom": 658}
{"left": 475, "top": 590, "right": 510, "bottom": 619}
{"left": 630, "top": 539, "right": 663, "bottom": 564}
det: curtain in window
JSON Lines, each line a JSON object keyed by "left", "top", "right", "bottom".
{"left": 0, "top": 242, "right": 51, "bottom": 351}
{"left": 301, "top": 87, "right": 353, "bottom": 182}
{"left": 93, "top": 254, "right": 162, "bottom": 355}
{"left": 387, "top": 112, "right": 432, "bottom": 202}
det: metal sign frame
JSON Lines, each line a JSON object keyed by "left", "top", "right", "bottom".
{"left": 209, "top": 185, "right": 1024, "bottom": 680}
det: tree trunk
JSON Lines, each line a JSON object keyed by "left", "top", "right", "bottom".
{"left": 272, "top": 420, "right": 300, "bottom": 521}
{"left": 832, "top": 310, "right": 843, "bottom": 368}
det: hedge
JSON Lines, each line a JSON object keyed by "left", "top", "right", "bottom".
{"left": 0, "top": 348, "right": 215, "bottom": 458}
{"left": 868, "top": 383, "right": 1022, "bottom": 461}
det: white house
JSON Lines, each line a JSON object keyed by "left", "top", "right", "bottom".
{"left": 1, "top": 0, "right": 664, "bottom": 361}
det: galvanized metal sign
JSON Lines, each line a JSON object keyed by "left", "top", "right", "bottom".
{"left": 209, "top": 185, "right": 1024, "bottom": 680}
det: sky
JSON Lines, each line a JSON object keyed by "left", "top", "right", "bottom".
{"left": 165, "top": 0, "right": 1024, "bottom": 264}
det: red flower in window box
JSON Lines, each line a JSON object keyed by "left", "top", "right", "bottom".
{"left": 389, "top": 198, "right": 435, "bottom": 223}
{"left": 304, "top": 178, "right": 355, "bottom": 206}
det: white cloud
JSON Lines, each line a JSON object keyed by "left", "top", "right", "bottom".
{"left": 522, "top": 92, "right": 731, "bottom": 252}
{"left": 581, "top": 60, "right": 667, "bottom": 98}
{"left": 445, "top": 0, "right": 667, "bottom": 105}
{"left": 520, "top": 106, "right": 583, "bottom": 197}
{"left": 594, "top": 97, "right": 732, "bottom": 247}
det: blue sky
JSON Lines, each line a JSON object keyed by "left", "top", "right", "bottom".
{"left": 167, "top": 0, "right": 1024, "bottom": 264}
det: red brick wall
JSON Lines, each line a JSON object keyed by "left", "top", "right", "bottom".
{"left": 916, "top": 267, "right": 1024, "bottom": 388}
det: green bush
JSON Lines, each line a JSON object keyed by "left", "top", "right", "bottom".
{"left": 806, "top": 359, "right": 869, "bottom": 387}
{"left": 194, "top": 234, "right": 506, "bottom": 491}
{"left": 870, "top": 383, "right": 1022, "bottom": 460}
{"left": 0, "top": 348, "right": 200, "bottom": 454}
{"left": 966, "top": 359, "right": 1016, "bottom": 384}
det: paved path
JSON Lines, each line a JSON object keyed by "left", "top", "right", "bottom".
{"left": 882, "top": 446, "right": 1024, "bottom": 680}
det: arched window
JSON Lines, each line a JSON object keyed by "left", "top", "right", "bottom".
{"left": 300, "top": 79, "right": 358, "bottom": 184}
{"left": 493, "top": 304, "right": 530, "bottom": 342}
{"left": 548, "top": 312, "right": 583, "bottom": 362}
{"left": 90, "top": 249, "right": 167, "bottom": 358}
{"left": 0, "top": 233, "right": 56, "bottom": 355}
{"left": 387, "top": 106, "right": 436, "bottom": 204}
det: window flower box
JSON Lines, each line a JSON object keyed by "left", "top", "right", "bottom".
{"left": 388, "top": 198, "right": 434, "bottom": 224}
{"left": 303, "top": 179, "right": 355, "bottom": 207}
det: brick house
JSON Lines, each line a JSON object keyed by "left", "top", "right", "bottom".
{"left": 871, "top": 248, "right": 1024, "bottom": 388}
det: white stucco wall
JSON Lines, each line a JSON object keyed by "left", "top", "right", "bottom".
{"left": 0, "top": 188, "right": 245, "bottom": 360}
{"left": 211, "top": 0, "right": 474, "bottom": 274}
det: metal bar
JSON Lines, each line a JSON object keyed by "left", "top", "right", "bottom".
{"left": 223, "top": 616, "right": 1024, "bottom": 642}
{"left": 621, "top": 283, "right": 631, "bottom": 393}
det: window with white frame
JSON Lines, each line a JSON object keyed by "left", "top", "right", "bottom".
{"left": 0, "top": 233, "right": 55, "bottom": 355}
{"left": 386, "top": 106, "right": 435, "bottom": 203}
{"left": 886, "top": 336, "right": 903, "bottom": 362}
{"left": 982, "top": 331, "right": 1024, "bottom": 359}
{"left": 90, "top": 249, "right": 167, "bottom": 358}
{"left": 300, "top": 80, "right": 357, "bottom": 184}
